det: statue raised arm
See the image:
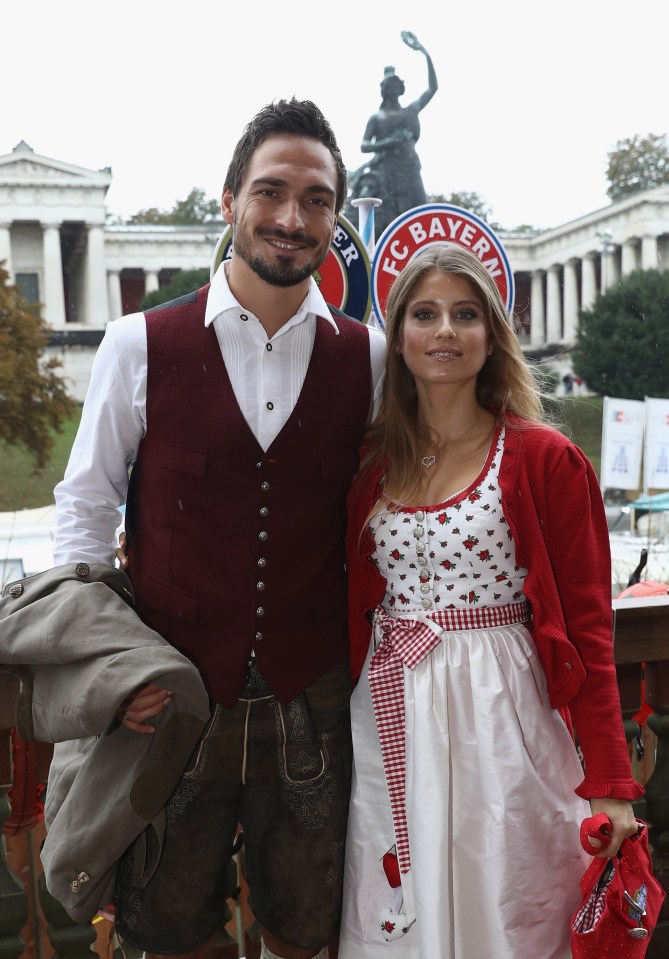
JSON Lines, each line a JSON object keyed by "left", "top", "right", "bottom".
{"left": 347, "top": 31, "right": 438, "bottom": 234}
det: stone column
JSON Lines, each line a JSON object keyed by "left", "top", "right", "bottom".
{"left": 641, "top": 234, "right": 659, "bottom": 270}
{"left": 144, "top": 270, "right": 159, "bottom": 294}
{"left": 42, "top": 223, "right": 67, "bottom": 327}
{"left": 530, "top": 270, "right": 545, "bottom": 346}
{"left": 84, "top": 223, "right": 110, "bottom": 327}
{"left": 107, "top": 269, "right": 123, "bottom": 321}
{"left": 621, "top": 239, "right": 639, "bottom": 275}
{"left": 0, "top": 225, "right": 13, "bottom": 282}
{"left": 601, "top": 249, "right": 619, "bottom": 291}
{"left": 563, "top": 260, "right": 579, "bottom": 342}
{"left": 546, "top": 265, "right": 562, "bottom": 343}
{"left": 581, "top": 254, "right": 597, "bottom": 311}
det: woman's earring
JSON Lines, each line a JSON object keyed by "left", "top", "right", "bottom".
{"left": 488, "top": 346, "right": 494, "bottom": 356}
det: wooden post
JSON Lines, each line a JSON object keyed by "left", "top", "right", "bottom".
{"left": 613, "top": 596, "right": 669, "bottom": 957}
{"left": 0, "top": 671, "right": 28, "bottom": 959}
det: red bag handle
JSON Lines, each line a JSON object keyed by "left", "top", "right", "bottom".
{"left": 579, "top": 813, "right": 613, "bottom": 856}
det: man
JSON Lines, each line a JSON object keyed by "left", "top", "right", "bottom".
{"left": 53, "top": 99, "right": 385, "bottom": 959}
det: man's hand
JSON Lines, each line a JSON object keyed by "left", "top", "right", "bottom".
{"left": 116, "top": 683, "right": 171, "bottom": 734}
{"left": 116, "top": 530, "right": 128, "bottom": 570}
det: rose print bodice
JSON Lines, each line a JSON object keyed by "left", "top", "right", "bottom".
{"left": 369, "top": 427, "right": 528, "bottom": 613}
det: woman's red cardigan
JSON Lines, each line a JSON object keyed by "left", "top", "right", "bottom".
{"left": 346, "top": 417, "right": 643, "bottom": 801}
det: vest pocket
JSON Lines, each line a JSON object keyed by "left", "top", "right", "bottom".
{"left": 157, "top": 441, "right": 207, "bottom": 477}
{"left": 142, "top": 576, "right": 198, "bottom": 624}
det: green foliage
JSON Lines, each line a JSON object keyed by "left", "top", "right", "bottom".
{"left": 127, "top": 188, "right": 222, "bottom": 225}
{"left": 140, "top": 269, "right": 210, "bottom": 310}
{"left": 0, "top": 263, "right": 76, "bottom": 470}
{"left": 572, "top": 269, "right": 669, "bottom": 400}
{"left": 606, "top": 133, "right": 669, "bottom": 200}
{"left": 429, "top": 191, "right": 494, "bottom": 223}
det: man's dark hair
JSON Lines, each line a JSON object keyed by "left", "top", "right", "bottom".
{"left": 224, "top": 98, "right": 348, "bottom": 213}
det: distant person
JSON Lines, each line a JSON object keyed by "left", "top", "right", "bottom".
{"left": 54, "top": 98, "right": 385, "bottom": 959}
{"left": 339, "top": 245, "right": 640, "bottom": 958}
{"left": 563, "top": 371, "right": 574, "bottom": 395}
{"left": 347, "top": 31, "right": 437, "bottom": 235}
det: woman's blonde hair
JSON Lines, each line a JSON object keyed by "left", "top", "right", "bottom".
{"left": 363, "top": 243, "right": 544, "bottom": 496}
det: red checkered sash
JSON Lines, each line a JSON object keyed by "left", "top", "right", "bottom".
{"left": 368, "top": 601, "right": 531, "bottom": 876}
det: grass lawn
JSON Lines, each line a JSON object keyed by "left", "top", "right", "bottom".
{"left": 0, "top": 398, "right": 608, "bottom": 513}
{"left": 557, "top": 395, "right": 604, "bottom": 477}
{"left": 0, "top": 407, "right": 82, "bottom": 511}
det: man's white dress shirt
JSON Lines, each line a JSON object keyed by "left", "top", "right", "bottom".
{"left": 53, "top": 265, "right": 386, "bottom": 566}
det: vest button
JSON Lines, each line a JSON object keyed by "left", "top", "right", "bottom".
{"left": 258, "top": 558, "right": 267, "bottom": 568}
{"left": 261, "top": 481, "right": 270, "bottom": 492}
{"left": 255, "top": 632, "right": 263, "bottom": 642}
{"left": 9, "top": 583, "right": 24, "bottom": 597}
{"left": 266, "top": 343, "right": 273, "bottom": 351}
{"left": 259, "top": 531, "right": 268, "bottom": 542}
{"left": 266, "top": 402, "right": 274, "bottom": 411}
{"left": 259, "top": 506, "right": 269, "bottom": 517}
{"left": 256, "top": 607, "right": 265, "bottom": 617}
{"left": 240, "top": 313, "right": 248, "bottom": 321}
{"left": 257, "top": 582, "right": 265, "bottom": 591}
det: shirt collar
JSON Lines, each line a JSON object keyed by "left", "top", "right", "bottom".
{"left": 205, "top": 261, "right": 340, "bottom": 335}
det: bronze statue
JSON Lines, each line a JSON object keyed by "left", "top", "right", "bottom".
{"left": 346, "top": 31, "right": 438, "bottom": 236}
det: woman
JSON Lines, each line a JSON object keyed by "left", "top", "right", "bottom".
{"left": 339, "top": 245, "right": 641, "bottom": 958}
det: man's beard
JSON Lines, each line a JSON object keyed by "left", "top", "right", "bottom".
{"left": 233, "top": 220, "right": 329, "bottom": 288}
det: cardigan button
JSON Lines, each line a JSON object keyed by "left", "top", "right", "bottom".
{"left": 259, "top": 531, "right": 268, "bottom": 542}
{"left": 564, "top": 662, "right": 573, "bottom": 670}
{"left": 9, "top": 583, "right": 24, "bottom": 597}
{"left": 256, "top": 607, "right": 265, "bottom": 617}
{"left": 415, "top": 510, "right": 425, "bottom": 522}
{"left": 261, "top": 481, "right": 270, "bottom": 492}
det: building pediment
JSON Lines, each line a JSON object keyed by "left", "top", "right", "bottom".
{"left": 0, "top": 140, "right": 112, "bottom": 191}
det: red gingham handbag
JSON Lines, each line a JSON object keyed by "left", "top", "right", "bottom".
{"left": 571, "top": 816, "right": 665, "bottom": 958}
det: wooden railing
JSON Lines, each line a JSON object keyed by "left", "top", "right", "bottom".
{"left": 2, "top": 597, "right": 668, "bottom": 959}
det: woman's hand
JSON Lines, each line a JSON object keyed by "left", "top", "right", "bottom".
{"left": 587, "top": 797, "right": 639, "bottom": 858}
{"left": 116, "top": 683, "right": 171, "bottom": 734}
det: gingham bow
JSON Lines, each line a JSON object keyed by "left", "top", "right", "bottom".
{"left": 368, "top": 608, "right": 444, "bottom": 875}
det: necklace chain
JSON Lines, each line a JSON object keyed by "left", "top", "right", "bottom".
{"left": 420, "top": 410, "right": 484, "bottom": 469}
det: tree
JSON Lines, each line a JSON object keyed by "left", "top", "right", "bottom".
{"left": 127, "top": 188, "right": 222, "bottom": 225}
{"left": 572, "top": 269, "right": 669, "bottom": 399}
{"left": 606, "top": 133, "right": 669, "bottom": 201}
{"left": 0, "top": 264, "right": 76, "bottom": 469}
{"left": 140, "top": 268, "right": 210, "bottom": 311}
{"left": 429, "top": 190, "right": 494, "bottom": 223}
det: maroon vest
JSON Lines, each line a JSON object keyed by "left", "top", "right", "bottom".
{"left": 126, "top": 285, "right": 372, "bottom": 706}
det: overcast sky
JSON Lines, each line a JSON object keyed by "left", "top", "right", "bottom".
{"left": 4, "top": 0, "right": 667, "bottom": 231}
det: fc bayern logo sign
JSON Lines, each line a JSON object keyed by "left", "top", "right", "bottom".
{"left": 211, "top": 214, "right": 372, "bottom": 323}
{"left": 371, "top": 204, "right": 515, "bottom": 331}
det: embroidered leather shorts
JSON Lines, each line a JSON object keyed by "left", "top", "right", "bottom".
{"left": 114, "top": 661, "right": 353, "bottom": 953}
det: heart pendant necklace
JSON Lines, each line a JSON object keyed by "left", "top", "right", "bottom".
{"left": 419, "top": 409, "right": 484, "bottom": 469}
